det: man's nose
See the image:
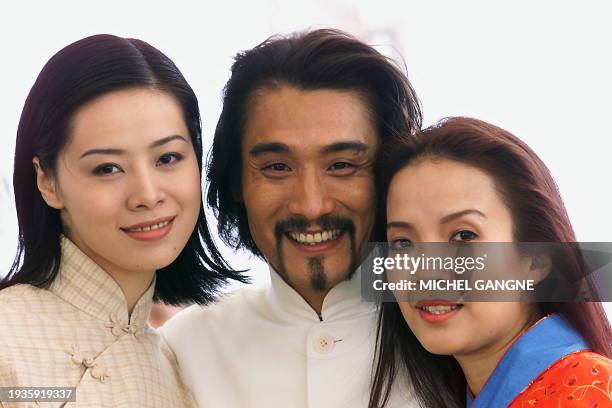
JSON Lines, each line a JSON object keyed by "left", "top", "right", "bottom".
{"left": 126, "top": 167, "right": 165, "bottom": 210}
{"left": 287, "top": 170, "right": 335, "bottom": 221}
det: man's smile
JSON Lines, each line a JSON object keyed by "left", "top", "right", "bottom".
{"left": 286, "top": 229, "right": 343, "bottom": 245}
{"left": 284, "top": 229, "right": 347, "bottom": 254}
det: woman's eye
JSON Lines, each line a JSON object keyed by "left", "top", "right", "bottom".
{"left": 157, "top": 153, "right": 183, "bottom": 166}
{"left": 93, "top": 164, "right": 122, "bottom": 175}
{"left": 451, "top": 230, "right": 478, "bottom": 242}
{"left": 390, "top": 238, "right": 413, "bottom": 251}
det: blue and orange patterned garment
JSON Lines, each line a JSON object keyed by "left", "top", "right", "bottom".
{"left": 467, "top": 314, "right": 612, "bottom": 407}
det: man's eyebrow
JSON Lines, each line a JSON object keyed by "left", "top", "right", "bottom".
{"left": 79, "top": 134, "right": 188, "bottom": 159}
{"left": 320, "top": 141, "right": 370, "bottom": 154}
{"left": 249, "top": 142, "right": 291, "bottom": 157}
{"left": 248, "top": 140, "right": 370, "bottom": 157}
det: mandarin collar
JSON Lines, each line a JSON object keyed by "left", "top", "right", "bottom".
{"left": 266, "top": 265, "right": 376, "bottom": 324}
{"left": 467, "top": 314, "right": 589, "bottom": 407}
{"left": 49, "top": 235, "right": 155, "bottom": 329}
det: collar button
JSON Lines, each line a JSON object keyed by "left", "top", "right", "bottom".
{"left": 313, "top": 333, "right": 336, "bottom": 354}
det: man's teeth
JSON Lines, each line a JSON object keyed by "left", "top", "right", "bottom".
{"left": 420, "top": 305, "right": 461, "bottom": 315}
{"left": 288, "top": 229, "right": 342, "bottom": 245}
{"left": 125, "top": 220, "right": 171, "bottom": 233}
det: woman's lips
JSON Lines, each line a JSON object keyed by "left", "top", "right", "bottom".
{"left": 121, "top": 216, "right": 175, "bottom": 242}
{"left": 415, "top": 300, "right": 463, "bottom": 324}
{"left": 122, "top": 215, "right": 176, "bottom": 230}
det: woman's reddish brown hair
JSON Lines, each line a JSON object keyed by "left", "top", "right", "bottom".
{"left": 370, "top": 117, "right": 612, "bottom": 408}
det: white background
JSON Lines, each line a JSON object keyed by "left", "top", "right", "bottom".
{"left": 1, "top": 1, "right": 610, "bottom": 316}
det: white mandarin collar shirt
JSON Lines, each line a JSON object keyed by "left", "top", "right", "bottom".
{"left": 266, "top": 265, "right": 376, "bottom": 323}
{"left": 161, "top": 266, "right": 416, "bottom": 408}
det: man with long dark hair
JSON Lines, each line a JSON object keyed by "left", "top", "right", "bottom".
{"left": 161, "top": 29, "right": 421, "bottom": 407}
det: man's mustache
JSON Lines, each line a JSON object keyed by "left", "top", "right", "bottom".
{"left": 274, "top": 214, "right": 355, "bottom": 239}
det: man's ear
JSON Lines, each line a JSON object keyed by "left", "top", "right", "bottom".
{"left": 530, "top": 252, "right": 552, "bottom": 284}
{"left": 33, "top": 157, "right": 64, "bottom": 209}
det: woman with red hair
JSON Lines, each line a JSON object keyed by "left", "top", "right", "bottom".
{"left": 370, "top": 117, "right": 612, "bottom": 408}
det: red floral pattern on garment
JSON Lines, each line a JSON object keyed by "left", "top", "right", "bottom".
{"left": 509, "top": 351, "right": 612, "bottom": 407}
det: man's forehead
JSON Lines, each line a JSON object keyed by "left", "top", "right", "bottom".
{"left": 247, "top": 85, "right": 371, "bottom": 110}
{"left": 246, "top": 86, "right": 375, "bottom": 124}
{"left": 241, "top": 85, "right": 379, "bottom": 156}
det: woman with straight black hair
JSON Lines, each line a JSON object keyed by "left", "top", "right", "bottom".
{"left": 0, "top": 34, "right": 244, "bottom": 407}
{"left": 369, "top": 117, "right": 612, "bottom": 408}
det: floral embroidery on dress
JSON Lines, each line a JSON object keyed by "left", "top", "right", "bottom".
{"left": 509, "top": 351, "right": 612, "bottom": 407}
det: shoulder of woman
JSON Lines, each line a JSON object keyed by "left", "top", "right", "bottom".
{"left": 561, "top": 350, "right": 612, "bottom": 374}
{"left": 510, "top": 350, "right": 612, "bottom": 407}
{"left": 0, "top": 283, "right": 43, "bottom": 305}
{"left": 0, "top": 286, "right": 38, "bottom": 385}
{"left": 0, "top": 284, "right": 59, "bottom": 341}
{"left": 579, "top": 350, "right": 612, "bottom": 374}
{"left": 0, "top": 283, "right": 60, "bottom": 307}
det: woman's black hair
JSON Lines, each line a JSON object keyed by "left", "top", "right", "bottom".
{"left": 1, "top": 34, "right": 246, "bottom": 304}
{"left": 207, "top": 28, "right": 422, "bottom": 257}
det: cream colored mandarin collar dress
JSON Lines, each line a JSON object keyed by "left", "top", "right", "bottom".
{"left": 0, "top": 236, "right": 196, "bottom": 407}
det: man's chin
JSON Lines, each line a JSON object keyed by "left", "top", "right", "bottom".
{"left": 273, "top": 234, "right": 359, "bottom": 291}
{"left": 283, "top": 266, "right": 351, "bottom": 289}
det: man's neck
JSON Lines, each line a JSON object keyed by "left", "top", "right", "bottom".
{"left": 298, "top": 287, "right": 331, "bottom": 319}
{"left": 271, "top": 268, "right": 333, "bottom": 319}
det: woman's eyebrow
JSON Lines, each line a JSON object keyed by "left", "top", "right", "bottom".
{"left": 79, "top": 134, "right": 188, "bottom": 159}
{"left": 386, "top": 210, "right": 486, "bottom": 230}
{"left": 439, "top": 209, "right": 486, "bottom": 224}
{"left": 387, "top": 221, "right": 414, "bottom": 230}
{"left": 149, "top": 134, "right": 188, "bottom": 148}
{"left": 79, "top": 147, "right": 124, "bottom": 159}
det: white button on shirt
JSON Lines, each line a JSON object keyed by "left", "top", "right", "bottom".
{"left": 160, "top": 267, "right": 417, "bottom": 408}
{"left": 312, "top": 333, "right": 336, "bottom": 354}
